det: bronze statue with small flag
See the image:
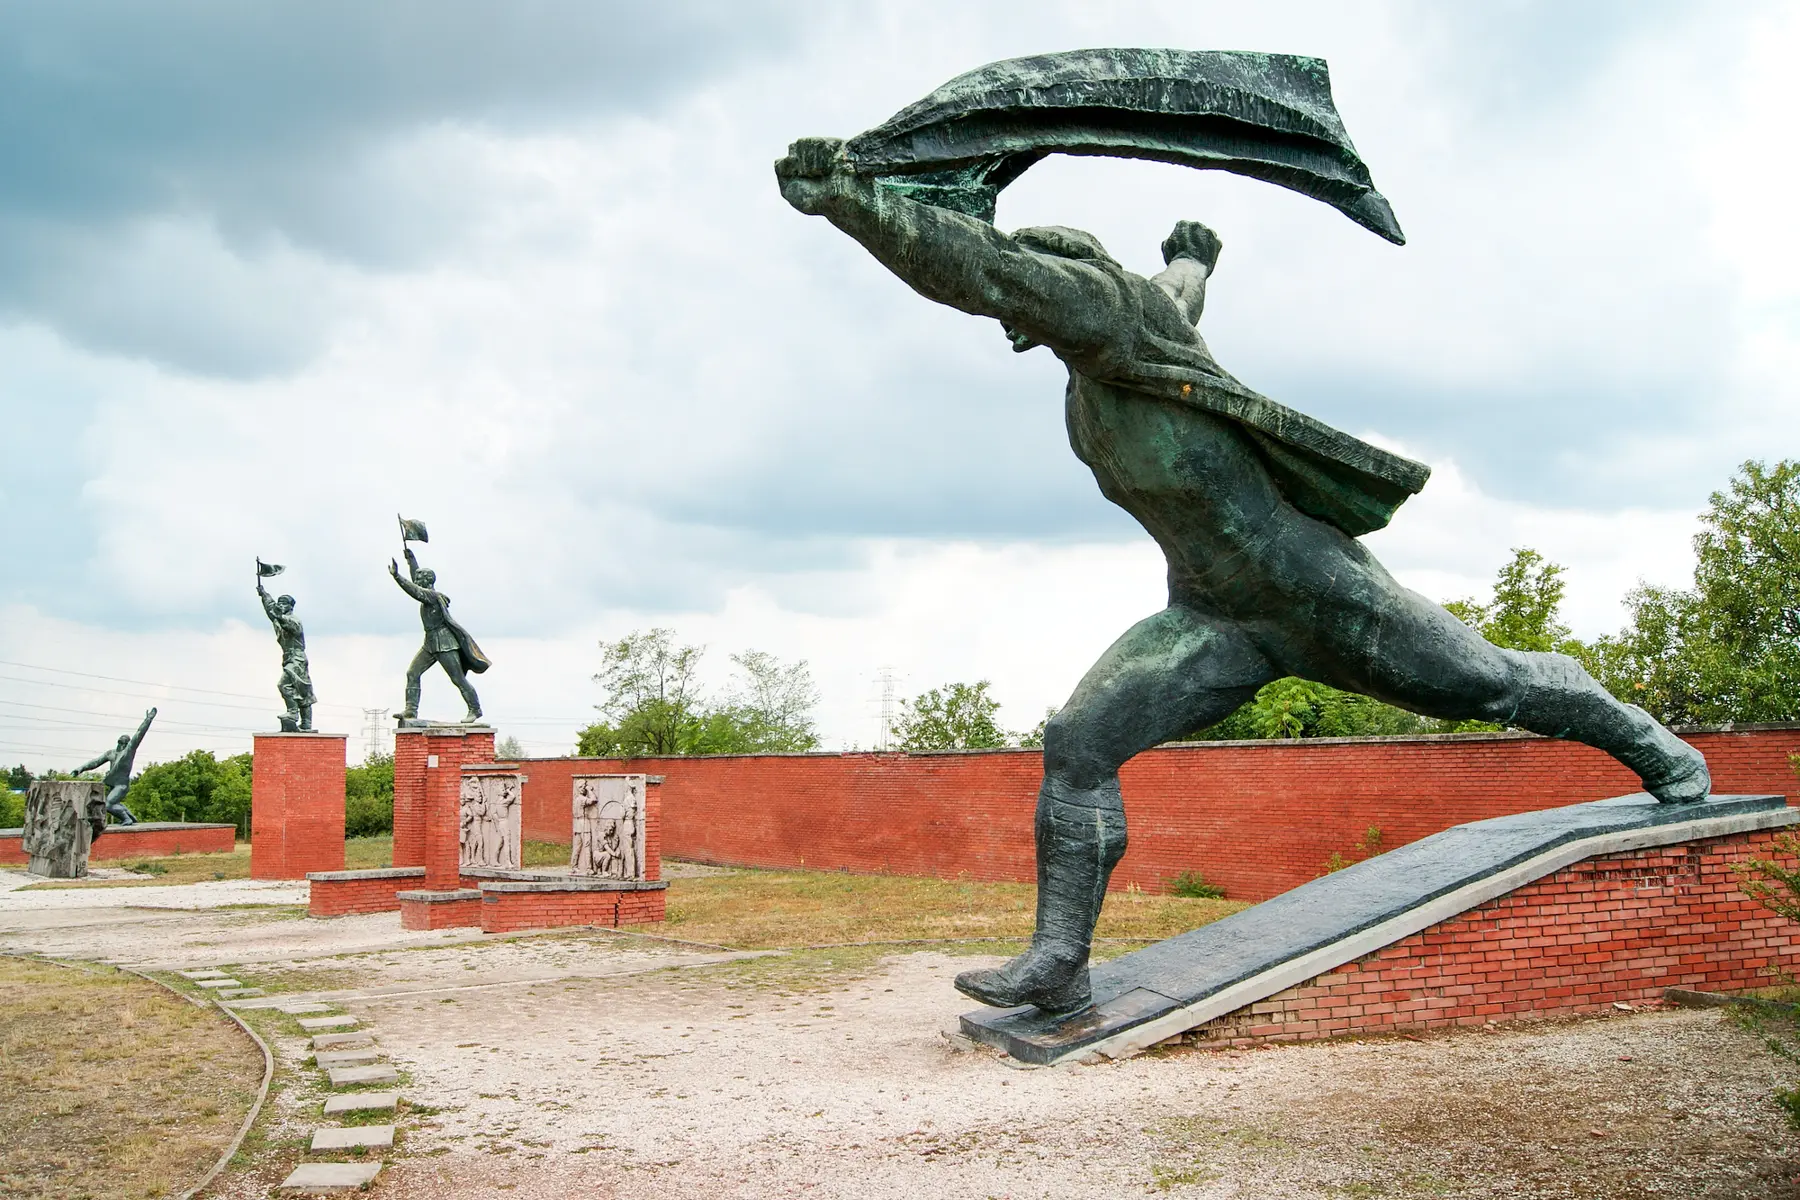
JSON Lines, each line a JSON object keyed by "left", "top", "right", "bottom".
{"left": 255, "top": 557, "right": 315, "bottom": 732}
{"left": 389, "top": 516, "right": 490, "bottom": 725}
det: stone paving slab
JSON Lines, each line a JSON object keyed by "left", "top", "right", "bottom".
{"left": 279, "top": 1002, "right": 333, "bottom": 1014}
{"left": 298, "top": 1016, "right": 359, "bottom": 1031}
{"left": 313, "top": 1048, "right": 381, "bottom": 1067}
{"left": 327, "top": 1064, "right": 399, "bottom": 1087}
{"left": 178, "top": 968, "right": 229, "bottom": 979}
{"left": 193, "top": 977, "right": 242, "bottom": 989}
{"left": 278, "top": 1162, "right": 381, "bottom": 1192}
{"left": 218, "top": 987, "right": 263, "bottom": 999}
{"left": 310, "top": 1124, "right": 395, "bottom": 1151}
{"left": 310, "top": 1032, "right": 372, "bottom": 1049}
{"left": 322, "top": 1091, "right": 398, "bottom": 1115}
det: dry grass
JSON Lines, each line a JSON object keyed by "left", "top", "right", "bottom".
{"left": 0, "top": 957, "right": 263, "bottom": 1200}
{"left": 659, "top": 867, "right": 1247, "bottom": 950}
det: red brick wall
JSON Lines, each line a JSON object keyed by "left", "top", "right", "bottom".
{"left": 478, "top": 887, "right": 666, "bottom": 934}
{"left": 1193, "top": 828, "right": 1800, "bottom": 1047}
{"left": 250, "top": 734, "right": 347, "bottom": 880}
{"left": 0, "top": 823, "right": 236, "bottom": 866}
{"left": 307, "top": 870, "right": 425, "bottom": 917}
{"left": 393, "top": 728, "right": 495, "bottom": 887}
{"left": 398, "top": 891, "right": 482, "bottom": 930}
{"left": 514, "top": 726, "right": 1800, "bottom": 902}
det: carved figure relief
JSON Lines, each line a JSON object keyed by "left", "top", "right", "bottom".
{"left": 22, "top": 780, "right": 105, "bottom": 878}
{"left": 459, "top": 772, "right": 521, "bottom": 870}
{"left": 571, "top": 775, "right": 645, "bottom": 881}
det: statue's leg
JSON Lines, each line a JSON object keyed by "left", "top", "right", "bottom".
{"left": 437, "top": 652, "right": 482, "bottom": 722}
{"left": 402, "top": 647, "right": 432, "bottom": 718}
{"left": 104, "top": 783, "right": 137, "bottom": 825}
{"left": 1287, "top": 559, "right": 1709, "bottom": 802}
{"left": 954, "top": 605, "right": 1272, "bottom": 1013}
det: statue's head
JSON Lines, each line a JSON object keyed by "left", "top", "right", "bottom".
{"left": 415, "top": 568, "right": 436, "bottom": 587}
{"left": 276, "top": 595, "right": 296, "bottom": 614}
{"left": 116, "top": 734, "right": 131, "bottom": 749}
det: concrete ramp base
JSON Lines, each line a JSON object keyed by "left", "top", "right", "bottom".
{"left": 961, "top": 793, "right": 1795, "bottom": 1065}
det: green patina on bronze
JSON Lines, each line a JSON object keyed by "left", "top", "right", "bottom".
{"left": 778, "top": 48, "right": 1710, "bottom": 1019}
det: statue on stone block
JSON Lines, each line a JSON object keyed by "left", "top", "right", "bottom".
{"left": 777, "top": 48, "right": 1710, "bottom": 1016}
{"left": 255, "top": 559, "right": 315, "bottom": 732}
{"left": 72, "top": 707, "right": 156, "bottom": 827}
{"left": 388, "top": 516, "right": 489, "bottom": 725}
{"left": 571, "top": 776, "right": 644, "bottom": 881}
{"left": 22, "top": 780, "right": 106, "bottom": 877}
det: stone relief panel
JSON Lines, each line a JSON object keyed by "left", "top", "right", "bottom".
{"left": 23, "top": 780, "right": 105, "bottom": 879}
{"left": 571, "top": 775, "right": 646, "bottom": 881}
{"left": 460, "top": 772, "right": 521, "bottom": 870}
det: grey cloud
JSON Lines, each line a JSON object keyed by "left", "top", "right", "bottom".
{"left": 0, "top": 1, "right": 812, "bottom": 375}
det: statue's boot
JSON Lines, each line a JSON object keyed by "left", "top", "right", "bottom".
{"left": 1511, "top": 655, "right": 1710, "bottom": 804}
{"left": 402, "top": 681, "right": 421, "bottom": 721}
{"left": 955, "top": 777, "right": 1126, "bottom": 1014}
{"left": 462, "top": 704, "right": 483, "bottom": 724}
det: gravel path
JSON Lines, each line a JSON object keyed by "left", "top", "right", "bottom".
{"left": 6, "top": 887, "right": 1794, "bottom": 1197}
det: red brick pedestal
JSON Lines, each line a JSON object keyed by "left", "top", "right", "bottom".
{"left": 251, "top": 733, "right": 347, "bottom": 880}
{"left": 386, "top": 725, "right": 496, "bottom": 927}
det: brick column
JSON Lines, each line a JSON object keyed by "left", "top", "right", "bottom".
{"left": 392, "top": 730, "right": 429, "bottom": 868}
{"left": 399, "top": 725, "right": 496, "bottom": 891}
{"left": 251, "top": 733, "right": 347, "bottom": 879}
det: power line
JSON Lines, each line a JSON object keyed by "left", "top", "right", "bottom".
{"left": 0, "top": 658, "right": 364, "bottom": 712}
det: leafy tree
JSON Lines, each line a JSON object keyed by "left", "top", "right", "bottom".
{"left": 710, "top": 650, "right": 821, "bottom": 752}
{"left": 580, "top": 628, "right": 706, "bottom": 756}
{"left": 345, "top": 751, "right": 394, "bottom": 838}
{"left": 1018, "top": 707, "right": 1058, "bottom": 750}
{"left": 1590, "top": 460, "right": 1800, "bottom": 725}
{"left": 6, "top": 764, "right": 32, "bottom": 792}
{"left": 495, "top": 735, "right": 525, "bottom": 760}
{"left": 1445, "top": 547, "right": 1582, "bottom": 655}
{"left": 125, "top": 751, "right": 253, "bottom": 836}
{"left": 576, "top": 630, "right": 822, "bottom": 756}
{"left": 893, "top": 681, "right": 1009, "bottom": 751}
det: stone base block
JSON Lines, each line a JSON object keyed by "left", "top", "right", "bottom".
{"left": 307, "top": 867, "right": 426, "bottom": 917}
{"left": 397, "top": 888, "right": 483, "bottom": 930}
{"left": 476, "top": 878, "right": 668, "bottom": 933}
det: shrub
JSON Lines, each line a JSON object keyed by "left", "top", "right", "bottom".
{"left": 1168, "top": 870, "right": 1225, "bottom": 899}
{"left": 1734, "top": 829, "right": 1800, "bottom": 1127}
{"left": 0, "top": 790, "right": 24, "bottom": 829}
{"left": 344, "top": 752, "right": 395, "bottom": 837}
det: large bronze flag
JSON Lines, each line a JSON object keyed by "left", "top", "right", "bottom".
{"left": 845, "top": 48, "right": 1404, "bottom": 244}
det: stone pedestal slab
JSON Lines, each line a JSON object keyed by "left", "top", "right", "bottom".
{"left": 251, "top": 733, "right": 347, "bottom": 880}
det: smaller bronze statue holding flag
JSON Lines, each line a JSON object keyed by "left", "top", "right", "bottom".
{"left": 255, "top": 558, "right": 315, "bottom": 732}
{"left": 389, "top": 517, "right": 490, "bottom": 725}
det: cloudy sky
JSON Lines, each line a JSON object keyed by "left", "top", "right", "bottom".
{"left": 2, "top": 1, "right": 1796, "bottom": 769}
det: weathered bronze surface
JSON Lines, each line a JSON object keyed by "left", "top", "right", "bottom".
{"left": 256, "top": 559, "right": 315, "bottom": 732}
{"left": 390, "top": 518, "right": 489, "bottom": 724}
{"left": 777, "top": 49, "right": 1710, "bottom": 1017}
{"left": 71, "top": 708, "right": 156, "bottom": 827}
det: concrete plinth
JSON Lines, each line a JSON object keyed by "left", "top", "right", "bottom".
{"left": 252, "top": 733, "right": 347, "bottom": 880}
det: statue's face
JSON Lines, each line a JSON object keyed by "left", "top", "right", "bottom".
{"left": 116, "top": 735, "right": 130, "bottom": 749}
{"left": 416, "top": 568, "right": 436, "bottom": 587}
{"left": 276, "top": 596, "right": 296, "bottom": 613}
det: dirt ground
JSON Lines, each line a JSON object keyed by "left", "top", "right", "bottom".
{"left": 0, "top": 956, "right": 264, "bottom": 1200}
{"left": 3, "top": 876, "right": 1797, "bottom": 1198}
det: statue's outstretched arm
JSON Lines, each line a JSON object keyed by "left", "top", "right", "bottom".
{"left": 73, "top": 752, "right": 110, "bottom": 774}
{"left": 126, "top": 708, "right": 156, "bottom": 754}
{"left": 389, "top": 559, "right": 429, "bottom": 602}
{"left": 777, "top": 139, "right": 1127, "bottom": 356}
